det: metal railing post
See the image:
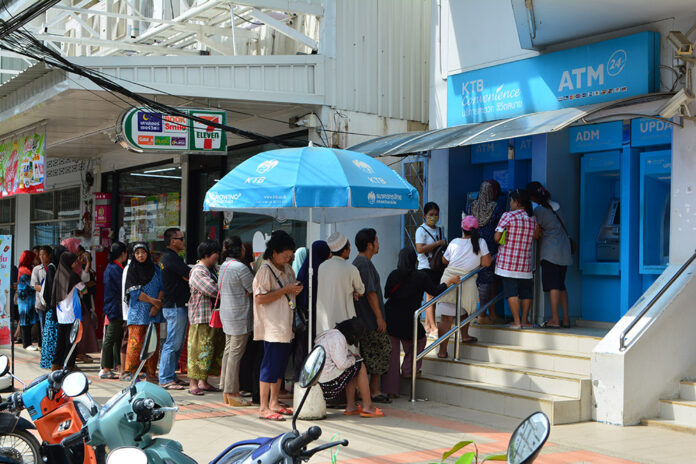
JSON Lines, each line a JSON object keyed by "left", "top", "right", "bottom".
{"left": 410, "top": 305, "right": 419, "bottom": 402}
{"left": 454, "top": 281, "right": 461, "bottom": 361}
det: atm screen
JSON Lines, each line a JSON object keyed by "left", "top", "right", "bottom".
{"left": 597, "top": 198, "right": 620, "bottom": 261}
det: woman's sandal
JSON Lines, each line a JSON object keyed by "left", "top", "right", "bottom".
{"left": 359, "top": 407, "right": 384, "bottom": 418}
{"left": 162, "top": 382, "right": 185, "bottom": 390}
{"left": 188, "top": 388, "right": 205, "bottom": 396}
{"left": 260, "top": 412, "right": 285, "bottom": 421}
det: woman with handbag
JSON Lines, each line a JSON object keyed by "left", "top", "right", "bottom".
{"left": 527, "top": 182, "right": 573, "bottom": 328}
{"left": 253, "top": 230, "right": 303, "bottom": 421}
{"left": 218, "top": 236, "right": 254, "bottom": 406}
{"left": 187, "top": 239, "right": 225, "bottom": 396}
{"left": 415, "top": 201, "right": 447, "bottom": 336}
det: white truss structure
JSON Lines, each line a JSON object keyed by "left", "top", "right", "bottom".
{"left": 1, "top": 0, "right": 322, "bottom": 76}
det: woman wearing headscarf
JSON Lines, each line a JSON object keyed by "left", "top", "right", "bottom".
{"left": 469, "top": 180, "right": 504, "bottom": 324}
{"left": 17, "top": 251, "right": 38, "bottom": 350}
{"left": 52, "top": 252, "right": 87, "bottom": 370}
{"left": 123, "top": 242, "right": 164, "bottom": 382}
{"left": 294, "top": 240, "right": 331, "bottom": 381}
{"left": 291, "top": 247, "right": 307, "bottom": 276}
{"left": 381, "top": 248, "right": 460, "bottom": 397}
{"left": 40, "top": 245, "right": 67, "bottom": 369}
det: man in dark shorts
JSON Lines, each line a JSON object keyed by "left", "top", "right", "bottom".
{"left": 158, "top": 227, "right": 191, "bottom": 389}
{"left": 353, "top": 228, "right": 392, "bottom": 404}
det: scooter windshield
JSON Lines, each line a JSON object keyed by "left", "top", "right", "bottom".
{"left": 99, "top": 389, "right": 129, "bottom": 418}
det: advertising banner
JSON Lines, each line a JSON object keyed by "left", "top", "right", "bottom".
{"left": 0, "top": 131, "right": 46, "bottom": 197}
{"left": 94, "top": 192, "right": 112, "bottom": 228}
{"left": 121, "top": 108, "right": 227, "bottom": 152}
{"left": 0, "top": 236, "right": 11, "bottom": 346}
{"left": 447, "top": 32, "right": 660, "bottom": 125}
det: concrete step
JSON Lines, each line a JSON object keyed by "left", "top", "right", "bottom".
{"left": 425, "top": 340, "right": 591, "bottom": 376}
{"left": 679, "top": 380, "right": 696, "bottom": 401}
{"left": 659, "top": 399, "right": 696, "bottom": 424}
{"left": 419, "top": 356, "right": 591, "bottom": 399}
{"left": 412, "top": 373, "right": 589, "bottom": 425}
{"left": 468, "top": 325, "right": 602, "bottom": 354}
{"left": 641, "top": 417, "right": 696, "bottom": 434}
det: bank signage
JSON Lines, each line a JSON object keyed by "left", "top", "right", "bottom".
{"left": 569, "top": 121, "right": 623, "bottom": 153}
{"left": 631, "top": 117, "right": 673, "bottom": 147}
{"left": 447, "top": 32, "right": 659, "bottom": 125}
{"left": 121, "top": 107, "right": 227, "bottom": 152}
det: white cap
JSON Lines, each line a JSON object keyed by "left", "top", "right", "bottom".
{"left": 326, "top": 232, "right": 348, "bottom": 252}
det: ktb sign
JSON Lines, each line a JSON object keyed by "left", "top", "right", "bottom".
{"left": 121, "top": 107, "right": 227, "bottom": 153}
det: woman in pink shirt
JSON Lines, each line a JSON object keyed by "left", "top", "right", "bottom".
{"left": 494, "top": 189, "right": 540, "bottom": 328}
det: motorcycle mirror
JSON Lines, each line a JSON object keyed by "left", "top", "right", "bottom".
{"left": 69, "top": 320, "right": 83, "bottom": 344}
{"left": 507, "top": 411, "right": 550, "bottom": 464}
{"left": 106, "top": 447, "right": 148, "bottom": 464}
{"left": 299, "top": 345, "right": 326, "bottom": 389}
{"left": 61, "top": 372, "right": 89, "bottom": 397}
{"left": 0, "top": 355, "right": 9, "bottom": 377}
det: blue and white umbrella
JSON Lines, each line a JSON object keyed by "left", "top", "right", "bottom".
{"left": 203, "top": 146, "right": 419, "bottom": 222}
{"left": 204, "top": 146, "right": 419, "bottom": 345}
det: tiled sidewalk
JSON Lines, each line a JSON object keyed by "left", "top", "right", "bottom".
{"left": 4, "top": 347, "right": 694, "bottom": 463}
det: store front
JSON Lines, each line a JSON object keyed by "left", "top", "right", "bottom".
{"left": 351, "top": 31, "right": 675, "bottom": 323}
{"left": 101, "top": 161, "right": 182, "bottom": 260}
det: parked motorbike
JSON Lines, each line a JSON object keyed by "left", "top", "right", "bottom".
{"left": 0, "top": 320, "right": 105, "bottom": 464}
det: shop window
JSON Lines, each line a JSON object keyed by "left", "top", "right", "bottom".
{"left": 30, "top": 187, "right": 81, "bottom": 247}
{"left": 0, "top": 198, "right": 15, "bottom": 236}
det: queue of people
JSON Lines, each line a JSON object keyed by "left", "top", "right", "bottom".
{"left": 12, "top": 178, "right": 570, "bottom": 420}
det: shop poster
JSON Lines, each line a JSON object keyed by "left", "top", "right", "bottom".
{"left": 0, "top": 236, "right": 11, "bottom": 347}
{"left": 0, "top": 131, "right": 46, "bottom": 198}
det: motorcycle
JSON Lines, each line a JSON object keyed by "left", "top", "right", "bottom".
{"left": 0, "top": 320, "right": 105, "bottom": 464}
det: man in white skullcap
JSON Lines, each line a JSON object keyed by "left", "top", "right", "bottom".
{"left": 315, "top": 232, "right": 365, "bottom": 336}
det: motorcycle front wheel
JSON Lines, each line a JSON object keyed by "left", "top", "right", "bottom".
{"left": 0, "top": 430, "right": 41, "bottom": 464}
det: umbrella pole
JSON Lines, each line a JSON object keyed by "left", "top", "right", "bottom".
{"left": 308, "top": 208, "right": 313, "bottom": 350}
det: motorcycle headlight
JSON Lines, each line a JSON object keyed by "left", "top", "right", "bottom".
{"left": 106, "top": 447, "right": 147, "bottom": 464}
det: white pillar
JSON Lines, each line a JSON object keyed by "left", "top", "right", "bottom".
{"left": 15, "top": 195, "right": 30, "bottom": 262}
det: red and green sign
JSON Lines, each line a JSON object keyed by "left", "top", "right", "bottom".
{"left": 0, "top": 131, "right": 46, "bottom": 197}
{"left": 121, "top": 107, "right": 227, "bottom": 152}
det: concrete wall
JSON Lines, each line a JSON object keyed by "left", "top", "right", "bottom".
{"left": 592, "top": 259, "right": 696, "bottom": 425}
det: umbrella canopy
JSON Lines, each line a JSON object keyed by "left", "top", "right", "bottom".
{"left": 203, "top": 146, "right": 419, "bottom": 220}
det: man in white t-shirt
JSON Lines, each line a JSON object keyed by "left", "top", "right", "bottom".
{"left": 415, "top": 202, "right": 446, "bottom": 335}
{"left": 315, "top": 232, "right": 365, "bottom": 336}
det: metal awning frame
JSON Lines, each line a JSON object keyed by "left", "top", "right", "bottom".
{"left": 349, "top": 92, "right": 676, "bottom": 157}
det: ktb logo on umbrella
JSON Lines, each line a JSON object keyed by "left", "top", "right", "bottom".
{"left": 256, "top": 160, "right": 279, "bottom": 174}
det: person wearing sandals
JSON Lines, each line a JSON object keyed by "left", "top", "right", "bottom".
{"left": 315, "top": 317, "right": 384, "bottom": 418}
{"left": 494, "top": 189, "right": 541, "bottom": 329}
{"left": 382, "top": 248, "right": 460, "bottom": 396}
{"left": 436, "top": 216, "right": 492, "bottom": 358}
{"left": 415, "top": 202, "right": 447, "bottom": 336}
{"left": 469, "top": 180, "right": 505, "bottom": 324}
{"left": 527, "top": 182, "right": 573, "bottom": 328}
{"left": 218, "top": 236, "right": 254, "bottom": 407}
{"left": 99, "top": 242, "right": 127, "bottom": 380}
{"left": 40, "top": 245, "right": 67, "bottom": 370}
{"left": 187, "top": 240, "right": 225, "bottom": 396}
{"left": 253, "top": 230, "right": 302, "bottom": 421}
{"left": 16, "top": 250, "right": 38, "bottom": 351}
{"left": 124, "top": 243, "right": 164, "bottom": 382}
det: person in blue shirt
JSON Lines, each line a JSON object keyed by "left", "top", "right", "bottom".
{"left": 99, "top": 242, "right": 128, "bottom": 379}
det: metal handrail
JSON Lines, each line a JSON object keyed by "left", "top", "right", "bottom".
{"left": 410, "top": 258, "right": 499, "bottom": 402}
{"left": 619, "top": 249, "right": 696, "bottom": 351}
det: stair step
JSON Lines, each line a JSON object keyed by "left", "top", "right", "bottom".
{"left": 413, "top": 373, "right": 588, "bottom": 425}
{"left": 659, "top": 399, "right": 696, "bottom": 424}
{"left": 422, "top": 340, "right": 591, "bottom": 375}
{"left": 680, "top": 380, "right": 696, "bottom": 401}
{"left": 420, "top": 357, "right": 590, "bottom": 398}
{"left": 469, "top": 325, "right": 602, "bottom": 354}
{"left": 641, "top": 417, "right": 696, "bottom": 434}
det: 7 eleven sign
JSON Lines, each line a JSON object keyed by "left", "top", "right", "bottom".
{"left": 191, "top": 110, "right": 227, "bottom": 151}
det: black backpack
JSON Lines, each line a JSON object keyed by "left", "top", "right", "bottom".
{"left": 420, "top": 226, "right": 446, "bottom": 278}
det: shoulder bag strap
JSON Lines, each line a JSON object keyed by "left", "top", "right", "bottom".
{"left": 419, "top": 226, "right": 439, "bottom": 258}
{"left": 264, "top": 264, "right": 294, "bottom": 309}
{"left": 213, "top": 262, "right": 230, "bottom": 310}
{"left": 549, "top": 207, "right": 571, "bottom": 239}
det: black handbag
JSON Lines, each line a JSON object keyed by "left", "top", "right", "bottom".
{"left": 265, "top": 264, "right": 306, "bottom": 333}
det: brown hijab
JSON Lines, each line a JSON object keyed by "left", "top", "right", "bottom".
{"left": 51, "top": 252, "right": 81, "bottom": 308}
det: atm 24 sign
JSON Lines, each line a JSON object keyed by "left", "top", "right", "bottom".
{"left": 121, "top": 107, "right": 227, "bottom": 152}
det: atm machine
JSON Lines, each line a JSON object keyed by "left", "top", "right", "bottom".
{"left": 597, "top": 198, "right": 620, "bottom": 262}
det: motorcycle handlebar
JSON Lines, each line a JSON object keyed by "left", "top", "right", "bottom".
{"left": 132, "top": 398, "right": 155, "bottom": 416}
{"left": 61, "top": 428, "right": 87, "bottom": 448}
{"left": 283, "top": 426, "right": 322, "bottom": 456}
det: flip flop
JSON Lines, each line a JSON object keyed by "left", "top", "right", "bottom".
{"left": 188, "top": 388, "right": 205, "bottom": 396}
{"left": 461, "top": 336, "right": 478, "bottom": 343}
{"left": 561, "top": 322, "right": 571, "bottom": 328}
{"left": 174, "top": 378, "right": 188, "bottom": 386}
{"left": 507, "top": 324, "right": 522, "bottom": 329}
{"left": 371, "top": 394, "right": 392, "bottom": 404}
{"left": 343, "top": 407, "right": 362, "bottom": 416}
{"left": 541, "top": 320, "right": 561, "bottom": 328}
{"left": 260, "top": 412, "right": 285, "bottom": 421}
{"left": 120, "top": 373, "right": 133, "bottom": 382}
{"left": 161, "top": 382, "right": 185, "bottom": 390}
{"left": 359, "top": 407, "right": 384, "bottom": 418}
{"left": 437, "top": 353, "right": 449, "bottom": 359}
{"left": 276, "top": 407, "right": 293, "bottom": 416}
{"left": 99, "top": 371, "right": 117, "bottom": 379}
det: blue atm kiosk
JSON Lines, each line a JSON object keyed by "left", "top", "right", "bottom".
{"left": 571, "top": 119, "right": 672, "bottom": 322}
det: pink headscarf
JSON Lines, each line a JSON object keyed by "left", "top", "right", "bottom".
{"left": 61, "top": 237, "right": 82, "bottom": 255}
